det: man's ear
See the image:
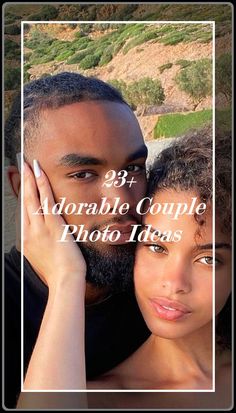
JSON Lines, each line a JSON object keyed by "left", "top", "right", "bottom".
{"left": 7, "top": 166, "right": 21, "bottom": 197}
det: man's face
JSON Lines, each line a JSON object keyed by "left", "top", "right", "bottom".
{"left": 26, "top": 100, "right": 147, "bottom": 290}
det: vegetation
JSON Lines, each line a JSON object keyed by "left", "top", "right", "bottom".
{"left": 154, "top": 109, "right": 212, "bottom": 138}
{"left": 109, "top": 78, "right": 165, "bottom": 110}
{"left": 175, "top": 59, "right": 192, "bottom": 68}
{"left": 5, "top": 39, "right": 20, "bottom": 59}
{"left": 24, "top": 64, "right": 31, "bottom": 82}
{"left": 216, "top": 53, "right": 232, "bottom": 103}
{"left": 159, "top": 63, "right": 173, "bottom": 74}
{"left": 5, "top": 23, "right": 21, "bottom": 35}
{"left": 27, "top": 5, "right": 58, "bottom": 21}
{"left": 5, "top": 66, "right": 21, "bottom": 90}
{"left": 175, "top": 59, "right": 212, "bottom": 110}
{"left": 22, "top": 22, "right": 214, "bottom": 70}
{"left": 79, "top": 54, "right": 101, "bottom": 70}
{"left": 216, "top": 108, "right": 232, "bottom": 133}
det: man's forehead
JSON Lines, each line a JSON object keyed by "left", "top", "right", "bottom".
{"left": 39, "top": 100, "right": 135, "bottom": 122}
{"left": 55, "top": 145, "right": 148, "bottom": 168}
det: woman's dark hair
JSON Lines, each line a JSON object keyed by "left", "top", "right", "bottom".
{"left": 148, "top": 126, "right": 232, "bottom": 349}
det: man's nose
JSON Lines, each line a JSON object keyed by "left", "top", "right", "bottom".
{"left": 100, "top": 180, "right": 138, "bottom": 215}
{"left": 160, "top": 257, "right": 192, "bottom": 295}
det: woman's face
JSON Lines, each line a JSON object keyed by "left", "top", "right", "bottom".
{"left": 134, "top": 189, "right": 231, "bottom": 339}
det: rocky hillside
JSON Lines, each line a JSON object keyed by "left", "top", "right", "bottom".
{"left": 4, "top": 4, "right": 232, "bottom": 139}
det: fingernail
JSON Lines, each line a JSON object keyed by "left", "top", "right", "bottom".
{"left": 33, "top": 159, "right": 41, "bottom": 178}
{"left": 16, "top": 153, "right": 21, "bottom": 172}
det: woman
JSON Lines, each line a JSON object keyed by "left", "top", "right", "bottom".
{"left": 21, "top": 130, "right": 231, "bottom": 392}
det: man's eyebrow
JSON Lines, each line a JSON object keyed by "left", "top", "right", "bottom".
{"left": 57, "top": 153, "right": 105, "bottom": 167}
{"left": 126, "top": 145, "right": 148, "bottom": 162}
{"left": 196, "top": 243, "right": 231, "bottom": 250}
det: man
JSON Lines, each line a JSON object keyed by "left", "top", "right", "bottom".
{"left": 4, "top": 72, "right": 150, "bottom": 407}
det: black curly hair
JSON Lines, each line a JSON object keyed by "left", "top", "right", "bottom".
{"left": 147, "top": 126, "right": 232, "bottom": 350}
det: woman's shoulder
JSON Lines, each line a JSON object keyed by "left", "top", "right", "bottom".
{"left": 87, "top": 348, "right": 143, "bottom": 390}
{"left": 216, "top": 348, "right": 232, "bottom": 387}
{"left": 87, "top": 373, "right": 125, "bottom": 390}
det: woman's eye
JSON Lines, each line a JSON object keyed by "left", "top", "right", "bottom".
{"left": 68, "top": 171, "right": 95, "bottom": 180}
{"left": 126, "top": 165, "right": 144, "bottom": 173}
{"left": 197, "top": 256, "right": 220, "bottom": 266}
{"left": 148, "top": 244, "right": 166, "bottom": 254}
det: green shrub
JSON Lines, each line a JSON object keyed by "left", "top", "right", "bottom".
{"left": 216, "top": 53, "right": 232, "bottom": 102}
{"left": 123, "top": 30, "right": 159, "bottom": 54}
{"left": 154, "top": 110, "right": 212, "bottom": 139}
{"left": 108, "top": 79, "right": 127, "bottom": 98}
{"left": 161, "top": 32, "right": 186, "bottom": 45}
{"left": 5, "top": 66, "right": 21, "bottom": 90}
{"left": 79, "top": 23, "right": 93, "bottom": 36}
{"left": 115, "top": 4, "right": 138, "bottom": 20}
{"left": 5, "top": 39, "right": 20, "bottom": 59}
{"left": 99, "top": 52, "right": 113, "bottom": 66}
{"left": 79, "top": 54, "right": 101, "bottom": 69}
{"left": 55, "top": 50, "right": 75, "bottom": 62}
{"left": 159, "top": 63, "right": 173, "bottom": 74}
{"left": 127, "top": 77, "right": 165, "bottom": 109}
{"left": 73, "top": 37, "right": 93, "bottom": 52}
{"left": 67, "top": 50, "right": 90, "bottom": 64}
{"left": 24, "top": 64, "right": 31, "bottom": 83}
{"left": 74, "top": 31, "right": 86, "bottom": 39}
{"left": 24, "top": 52, "right": 32, "bottom": 63}
{"left": 216, "top": 108, "right": 232, "bottom": 133}
{"left": 25, "top": 29, "right": 54, "bottom": 49}
{"left": 5, "top": 23, "right": 21, "bottom": 35}
{"left": 175, "top": 59, "right": 192, "bottom": 68}
{"left": 27, "top": 5, "right": 58, "bottom": 21}
{"left": 175, "top": 58, "right": 212, "bottom": 110}
{"left": 112, "top": 39, "right": 126, "bottom": 55}
{"left": 4, "top": 11, "right": 18, "bottom": 25}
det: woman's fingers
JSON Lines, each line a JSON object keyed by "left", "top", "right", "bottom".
{"left": 32, "top": 160, "right": 65, "bottom": 228}
{"left": 23, "top": 162, "right": 44, "bottom": 226}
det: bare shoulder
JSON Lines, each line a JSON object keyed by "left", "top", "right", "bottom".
{"left": 87, "top": 373, "right": 125, "bottom": 390}
{"left": 216, "top": 349, "right": 232, "bottom": 397}
{"left": 87, "top": 351, "right": 141, "bottom": 390}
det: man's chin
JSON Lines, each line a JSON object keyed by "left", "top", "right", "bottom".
{"left": 78, "top": 241, "right": 136, "bottom": 293}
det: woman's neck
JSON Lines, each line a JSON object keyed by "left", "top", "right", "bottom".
{"left": 137, "top": 322, "right": 213, "bottom": 389}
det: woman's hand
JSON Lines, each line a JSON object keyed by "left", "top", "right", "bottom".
{"left": 23, "top": 160, "right": 87, "bottom": 290}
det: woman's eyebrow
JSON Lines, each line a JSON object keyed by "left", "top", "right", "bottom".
{"left": 196, "top": 243, "right": 231, "bottom": 250}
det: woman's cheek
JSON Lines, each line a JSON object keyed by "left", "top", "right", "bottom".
{"left": 134, "top": 248, "right": 155, "bottom": 295}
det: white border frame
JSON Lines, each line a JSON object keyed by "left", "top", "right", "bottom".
{"left": 20, "top": 20, "right": 215, "bottom": 393}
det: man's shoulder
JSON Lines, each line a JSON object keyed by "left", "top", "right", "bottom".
{"left": 5, "top": 246, "right": 48, "bottom": 304}
{"left": 5, "top": 247, "right": 21, "bottom": 295}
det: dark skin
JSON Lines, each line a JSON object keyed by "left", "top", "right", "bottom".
{"left": 8, "top": 100, "right": 148, "bottom": 304}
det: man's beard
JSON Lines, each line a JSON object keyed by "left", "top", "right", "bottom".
{"left": 78, "top": 242, "right": 136, "bottom": 293}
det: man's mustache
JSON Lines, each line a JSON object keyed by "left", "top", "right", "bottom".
{"left": 89, "top": 213, "right": 141, "bottom": 233}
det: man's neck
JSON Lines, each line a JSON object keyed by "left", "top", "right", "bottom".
{"left": 85, "top": 283, "right": 111, "bottom": 305}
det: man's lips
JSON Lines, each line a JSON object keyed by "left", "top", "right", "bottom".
{"left": 150, "top": 297, "right": 192, "bottom": 321}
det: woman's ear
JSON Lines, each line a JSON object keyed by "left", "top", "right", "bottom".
{"left": 7, "top": 166, "right": 21, "bottom": 197}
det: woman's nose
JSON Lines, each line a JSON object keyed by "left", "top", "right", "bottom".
{"left": 160, "top": 259, "right": 192, "bottom": 295}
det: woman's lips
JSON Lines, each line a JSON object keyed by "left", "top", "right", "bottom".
{"left": 149, "top": 297, "right": 192, "bottom": 321}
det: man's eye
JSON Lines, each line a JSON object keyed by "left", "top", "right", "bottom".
{"left": 68, "top": 171, "right": 95, "bottom": 180}
{"left": 126, "top": 165, "right": 144, "bottom": 173}
{"left": 197, "top": 256, "right": 220, "bottom": 266}
{"left": 148, "top": 244, "right": 166, "bottom": 254}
